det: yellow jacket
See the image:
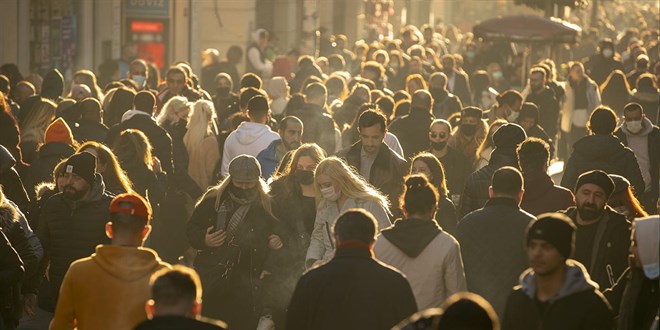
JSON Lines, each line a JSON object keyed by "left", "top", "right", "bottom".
{"left": 50, "top": 245, "right": 171, "bottom": 330}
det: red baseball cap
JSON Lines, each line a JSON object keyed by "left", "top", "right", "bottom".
{"left": 109, "top": 193, "right": 152, "bottom": 220}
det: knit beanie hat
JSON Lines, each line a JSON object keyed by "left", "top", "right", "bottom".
{"left": 493, "top": 123, "right": 527, "bottom": 149}
{"left": 229, "top": 155, "right": 262, "bottom": 182}
{"left": 527, "top": 212, "right": 576, "bottom": 259}
{"left": 44, "top": 118, "right": 74, "bottom": 145}
{"left": 575, "top": 170, "right": 615, "bottom": 198}
{"left": 64, "top": 152, "right": 97, "bottom": 185}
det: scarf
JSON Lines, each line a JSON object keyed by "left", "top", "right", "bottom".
{"left": 216, "top": 189, "right": 256, "bottom": 240}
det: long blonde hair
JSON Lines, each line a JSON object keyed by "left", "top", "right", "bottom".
{"left": 156, "top": 96, "right": 190, "bottom": 125}
{"left": 184, "top": 100, "right": 216, "bottom": 155}
{"left": 70, "top": 70, "right": 104, "bottom": 103}
{"left": 314, "top": 157, "right": 389, "bottom": 210}
{"left": 113, "top": 129, "right": 154, "bottom": 170}
{"left": 20, "top": 98, "right": 57, "bottom": 143}
{"left": 78, "top": 141, "right": 135, "bottom": 194}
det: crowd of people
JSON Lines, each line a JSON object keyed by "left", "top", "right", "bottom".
{"left": 0, "top": 4, "right": 659, "bottom": 330}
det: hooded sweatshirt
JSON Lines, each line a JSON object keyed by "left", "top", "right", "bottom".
{"left": 50, "top": 245, "right": 171, "bottom": 330}
{"left": 374, "top": 218, "right": 466, "bottom": 310}
{"left": 618, "top": 117, "right": 654, "bottom": 192}
{"left": 220, "top": 121, "right": 279, "bottom": 177}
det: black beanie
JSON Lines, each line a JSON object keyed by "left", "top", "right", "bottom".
{"left": 64, "top": 152, "right": 97, "bottom": 185}
{"left": 134, "top": 91, "right": 156, "bottom": 115}
{"left": 527, "top": 213, "right": 576, "bottom": 259}
{"left": 575, "top": 170, "right": 615, "bottom": 198}
{"left": 493, "top": 123, "right": 527, "bottom": 149}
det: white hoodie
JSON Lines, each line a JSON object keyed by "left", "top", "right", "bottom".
{"left": 221, "top": 121, "right": 279, "bottom": 177}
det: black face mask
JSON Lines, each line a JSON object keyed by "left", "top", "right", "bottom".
{"left": 460, "top": 124, "right": 477, "bottom": 136}
{"left": 216, "top": 86, "right": 231, "bottom": 98}
{"left": 294, "top": 170, "right": 315, "bottom": 185}
{"left": 230, "top": 185, "right": 258, "bottom": 201}
{"left": 431, "top": 141, "right": 447, "bottom": 150}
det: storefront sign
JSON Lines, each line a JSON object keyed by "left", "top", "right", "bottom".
{"left": 124, "top": 0, "right": 170, "bottom": 18}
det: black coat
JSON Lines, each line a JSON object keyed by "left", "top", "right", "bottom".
{"left": 502, "top": 261, "right": 613, "bottom": 330}
{"left": 36, "top": 175, "right": 112, "bottom": 308}
{"left": 561, "top": 134, "right": 645, "bottom": 197}
{"left": 389, "top": 109, "right": 435, "bottom": 159}
{"left": 135, "top": 315, "right": 228, "bottom": 330}
{"left": 187, "top": 191, "right": 279, "bottom": 329}
{"left": 458, "top": 149, "right": 519, "bottom": 220}
{"left": 562, "top": 207, "right": 631, "bottom": 290}
{"left": 339, "top": 142, "right": 408, "bottom": 214}
{"left": 0, "top": 110, "right": 22, "bottom": 164}
{"left": 430, "top": 90, "right": 462, "bottom": 120}
{"left": 435, "top": 197, "right": 457, "bottom": 235}
{"left": 604, "top": 267, "right": 659, "bottom": 330}
{"left": 456, "top": 197, "right": 535, "bottom": 318}
{"left": 435, "top": 147, "right": 470, "bottom": 198}
{"left": 525, "top": 87, "right": 560, "bottom": 139}
{"left": 0, "top": 202, "right": 40, "bottom": 294}
{"left": 447, "top": 70, "right": 472, "bottom": 107}
{"left": 0, "top": 230, "right": 23, "bottom": 330}
{"left": 106, "top": 115, "right": 175, "bottom": 175}
{"left": 24, "top": 142, "right": 75, "bottom": 199}
{"left": 286, "top": 246, "right": 418, "bottom": 330}
{"left": 0, "top": 146, "right": 30, "bottom": 215}
{"left": 71, "top": 119, "right": 108, "bottom": 143}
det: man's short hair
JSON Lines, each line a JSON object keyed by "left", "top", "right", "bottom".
{"left": 240, "top": 73, "right": 262, "bottom": 90}
{"left": 529, "top": 67, "right": 546, "bottom": 79}
{"left": 150, "top": 266, "right": 201, "bottom": 309}
{"left": 239, "top": 87, "right": 266, "bottom": 110}
{"left": 279, "top": 116, "right": 303, "bottom": 132}
{"left": 333, "top": 209, "right": 377, "bottom": 244}
{"left": 517, "top": 137, "right": 550, "bottom": 173}
{"left": 328, "top": 54, "right": 346, "bottom": 71}
{"left": 358, "top": 109, "right": 387, "bottom": 132}
{"left": 588, "top": 106, "right": 618, "bottom": 135}
{"left": 166, "top": 66, "right": 187, "bottom": 79}
{"left": 303, "top": 82, "right": 327, "bottom": 100}
{"left": 491, "top": 166, "right": 524, "bottom": 197}
{"left": 623, "top": 102, "right": 644, "bottom": 114}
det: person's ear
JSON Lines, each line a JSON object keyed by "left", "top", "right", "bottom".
{"left": 488, "top": 186, "right": 494, "bottom": 199}
{"left": 142, "top": 225, "right": 153, "bottom": 242}
{"left": 105, "top": 222, "right": 113, "bottom": 239}
{"left": 517, "top": 189, "right": 525, "bottom": 204}
{"left": 192, "top": 299, "right": 202, "bottom": 317}
{"left": 145, "top": 299, "right": 156, "bottom": 318}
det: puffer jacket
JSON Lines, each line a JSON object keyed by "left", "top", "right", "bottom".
{"left": 502, "top": 260, "right": 613, "bottom": 330}
{"left": 560, "top": 134, "right": 645, "bottom": 194}
{"left": 37, "top": 174, "right": 112, "bottom": 307}
{"left": 306, "top": 198, "right": 390, "bottom": 264}
{"left": 0, "top": 230, "right": 23, "bottom": 330}
{"left": 0, "top": 145, "right": 30, "bottom": 214}
{"left": 0, "top": 199, "right": 42, "bottom": 294}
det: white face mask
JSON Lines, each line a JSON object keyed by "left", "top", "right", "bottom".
{"left": 602, "top": 49, "right": 614, "bottom": 58}
{"left": 132, "top": 75, "right": 146, "bottom": 88}
{"left": 626, "top": 120, "right": 643, "bottom": 134}
{"left": 492, "top": 71, "right": 503, "bottom": 80}
{"left": 507, "top": 110, "right": 520, "bottom": 122}
{"left": 320, "top": 186, "right": 340, "bottom": 202}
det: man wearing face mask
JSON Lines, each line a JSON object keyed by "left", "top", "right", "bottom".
{"left": 561, "top": 170, "right": 631, "bottom": 291}
{"left": 428, "top": 119, "right": 470, "bottom": 200}
{"left": 187, "top": 155, "right": 282, "bottom": 328}
{"left": 584, "top": 39, "right": 625, "bottom": 86}
{"left": 487, "top": 90, "right": 522, "bottom": 124}
{"left": 441, "top": 54, "right": 471, "bottom": 107}
{"left": 257, "top": 116, "right": 304, "bottom": 179}
{"left": 428, "top": 72, "right": 463, "bottom": 120}
{"left": 615, "top": 103, "right": 660, "bottom": 213}
{"left": 212, "top": 73, "right": 239, "bottom": 127}
{"left": 128, "top": 59, "right": 151, "bottom": 92}
{"left": 447, "top": 107, "right": 488, "bottom": 164}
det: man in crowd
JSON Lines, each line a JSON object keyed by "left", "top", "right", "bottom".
{"left": 257, "top": 116, "right": 303, "bottom": 178}
{"left": 517, "top": 137, "right": 574, "bottom": 215}
{"left": 389, "top": 89, "right": 435, "bottom": 158}
{"left": 502, "top": 213, "right": 613, "bottom": 329}
{"left": 428, "top": 72, "right": 463, "bottom": 120}
{"left": 136, "top": 266, "right": 228, "bottom": 329}
{"left": 50, "top": 193, "right": 171, "bottom": 330}
{"left": 220, "top": 95, "right": 279, "bottom": 178}
{"left": 456, "top": 166, "right": 536, "bottom": 318}
{"left": 524, "top": 67, "right": 560, "bottom": 141}
{"left": 427, "top": 119, "right": 470, "bottom": 200}
{"left": 37, "top": 152, "right": 113, "bottom": 310}
{"left": 441, "top": 54, "right": 471, "bottom": 106}
{"left": 286, "top": 209, "right": 417, "bottom": 329}
{"left": 614, "top": 102, "right": 659, "bottom": 213}
{"left": 562, "top": 170, "right": 631, "bottom": 290}
{"left": 286, "top": 82, "right": 335, "bottom": 154}
{"left": 339, "top": 110, "right": 408, "bottom": 215}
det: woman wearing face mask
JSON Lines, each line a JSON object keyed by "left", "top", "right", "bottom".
{"left": 409, "top": 153, "right": 457, "bottom": 235}
{"left": 486, "top": 89, "right": 522, "bottom": 124}
{"left": 266, "top": 143, "right": 325, "bottom": 327}
{"left": 474, "top": 119, "right": 507, "bottom": 171}
{"left": 156, "top": 96, "right": 192, "bottom": 173}
{"left": 448, "top": 107, "right": 488, "bottom": 164}
{"left": 306, "top": 157, "right": 391, "bottom": 267}
{"left": 607, "top": 174, "right": 649, "bottom": 221}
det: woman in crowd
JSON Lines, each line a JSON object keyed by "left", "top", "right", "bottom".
{"left": 607, "top": 174, "right": 649, "bottom": 221}
{"left": 600, "top": 70, "right": 632, "bottom": 116}
{"left": 410, "top": 152, "right": 457, "bottom": 235}
{"left": 374, "top": 174, "right": 466, "bottom": 310}
{"left": 474, "top": 119, "right": 507, "bottom": 171}
{"left": 306, "top": 156, "right": 391, "bottom": 267}
{"left": 77, "top": 141, "right": 134, "bottom": 195}
{"left": 68, "top": 69, "right": 105, "bottom": 103}
{"left": 183, "top": 100, "right": 220, "bottom": 191}
{"left": 157, "top": 96, "right": 192, "bottom": 172}
{"left": 19, "top": 98, "right": 57, "bottom": 163}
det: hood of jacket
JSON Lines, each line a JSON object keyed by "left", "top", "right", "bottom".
{"left": 92, "top": 245, "right": 164, "bottom": 282}
{"left": 488, "top": 147, "right": 519, "bottom": 167}
{"left": 38, "top": 141, "right": 75, "bottom": 159}
{"left": 618, "top": 116, "right": 654, "bottom": 137}
{"left": 0, "top": 144, "right": 16, "bottom": 174}
{"left": 0, "top": 198, "right": 19, "bottom": 229}
{"left": 381, "top": 218, "right": 441, "bottom": 258}
{"left": 572, "top": 134, "right": 628, "bottom": 160}
{"left": 519, "top": 259, "right": 600, "bottom": 302}
{"left": 234, "top": 121, "right": 274, "bottom": 145}
{"left": 523, "top": 170, "right": 556, "bottom": 201}
{"left": 41, "top": 69, "right": 64, "bottom": 101}
{"left": 121, "top": 109, "right": 155, "bottom": 123}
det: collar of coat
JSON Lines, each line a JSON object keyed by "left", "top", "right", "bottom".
{"left": 484, "top": 197, "right": 520, "bottom": 209}
{"left": 334, "top": 240, "right": 374, "bottom": 259}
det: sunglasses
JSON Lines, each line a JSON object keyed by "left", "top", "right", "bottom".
{"left": 430, "top": 132, "right": 447, "bottom": 139}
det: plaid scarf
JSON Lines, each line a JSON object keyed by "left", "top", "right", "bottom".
{"left": 216, "top": 189, "right": 257, "bottom": 239}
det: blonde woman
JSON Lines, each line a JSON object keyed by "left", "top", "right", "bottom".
{"left": 77, "top": 141, "right": 134, "bottom": 195}
{"left": 306, "top": 156, "right": 391, "bottom": 267}
{"left": 112, "top": 129, "right": 165, "bottom": 203}
{"left": 183, "top": 100, "right": 220, "bottom": 190}
{"left": 156, "top": 96, "right": 192, "bottom": 172}
{"left": 19, "top": 98, "right": 57, "bottom": 163}
{"left": 68, "top": 70, "right": 104, "bottom": 103}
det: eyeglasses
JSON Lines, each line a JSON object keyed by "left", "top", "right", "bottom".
{"left": 430, "top": 132, "right": 447, "bottom": 139}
